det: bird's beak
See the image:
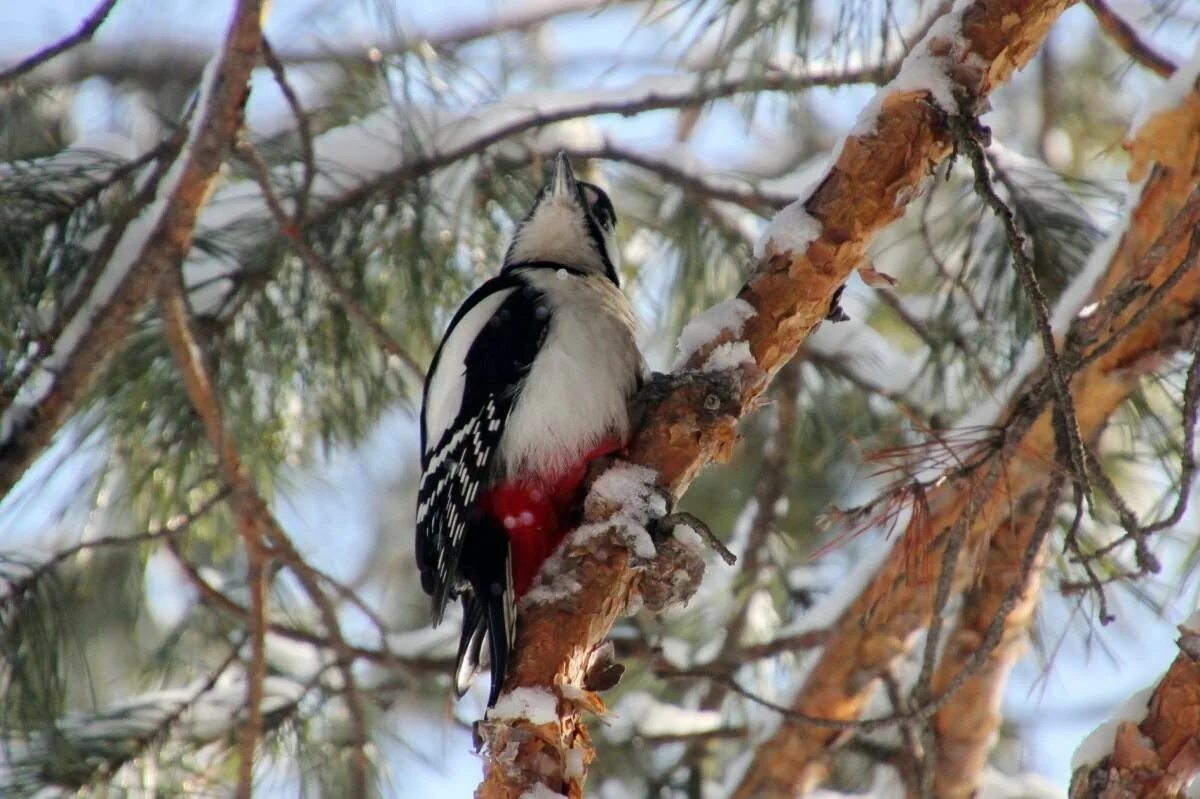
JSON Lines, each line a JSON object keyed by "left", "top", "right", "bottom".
{"left": 548, "top": 152, "right": 576, "bottom": 199}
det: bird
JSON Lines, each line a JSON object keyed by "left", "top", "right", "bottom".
{"left": 415, "top": 153, "right": 646, "bottom": 707}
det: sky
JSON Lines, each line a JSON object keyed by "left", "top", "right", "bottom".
{"left": 1, "top": 0, "right": 1197, "bottom": 795}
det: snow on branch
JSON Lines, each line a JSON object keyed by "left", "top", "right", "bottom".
{"left": 183, "top": 59, "right": 895, "bottom": 315}
{"left": 0, "top": 0, "right": 266, "bottom": 500}
{"left": 0, "top": 665, "right": 305, "bottom": 793}
{"left": 475, "top": 0, "right": 1079, "bottom": 796}
{"left": 1069, "top": 615, "right": 1200, "bottom": 796}
{"left": 731, "top": 26, "right": 1200, "bottom": 799}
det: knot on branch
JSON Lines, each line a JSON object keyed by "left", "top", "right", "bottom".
{"left": 638, "top": 522, "right": 708, "bottom": 613}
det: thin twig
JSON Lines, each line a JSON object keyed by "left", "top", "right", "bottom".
{"left": 158, "top": 269, "right": 268, "bottom": 799}
{"left": 260, "top": 37, "right": 316, "bottom": 224}
{"left": 671, "top": 472, "right": 1067, "bottom": 734}
{"left": 949, "top": 110, "right": 1093, "bottom": 514}
{"left": 0, "top": 0, "right": 120, "bottom": 85}
{"left": 0, "top": 488, "right": 226, "bottom": 605}
{"left": 237, "top": 139, "right": 425, "bottom": 383}
{"left": 165, "top": 538, "right": 451, "bottom": 673}
{"left": 1083, "top": 0, "right": 1177, "bottom": 78}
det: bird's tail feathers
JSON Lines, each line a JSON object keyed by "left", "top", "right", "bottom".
{"left": 454, "top": 595, "right": 486, "bottom": 697}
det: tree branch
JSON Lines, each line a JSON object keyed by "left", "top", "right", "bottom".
{"left": 158, "top": 266, "right": 271, "bottom": 799}
{"left": 8, "top": 0, "right": 626, "bottom": 89}
{"left": 929, "top": 503, "right": 1056, "bottom": 797}
{"left": 0, "top": 0, "right": 265, "bottom": 500}
{"left": 473, "top": 0, "right": 1078, "bottom": 796}
{"left": 730, "top": 40, "right": 1200, "bottom": 799}
{"left": 158, "top": 267, "right": 372, "bottom": 795}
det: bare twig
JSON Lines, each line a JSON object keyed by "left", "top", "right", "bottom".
{"left": 1083, "top": 0, "right": 1178, "bottom": 78}
{"left": 0, "top": 0, "right": 120, "bottom": 85}
{"left": 260, "top": 37, "right": 316, "bottom": 224}
{"left": 948, "top": 110, "right": 1093, "bottom": 512}
{"left": 158, "top": 269, "right": 269, "bottom": 799}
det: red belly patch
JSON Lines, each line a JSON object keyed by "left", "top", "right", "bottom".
{"left": 479, "top": 438, "right": 622, "bottom": 596}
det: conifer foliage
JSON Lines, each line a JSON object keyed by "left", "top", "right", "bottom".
{"left": 1, "top": 0, "right": 1198, "bottom": 796}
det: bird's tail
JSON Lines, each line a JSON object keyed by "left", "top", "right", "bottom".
{"left": 454, "top": 518, "right": 516, "bottom": 707}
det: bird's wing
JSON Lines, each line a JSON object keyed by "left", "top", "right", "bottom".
{"left": 415, "top": 273, "right": 549, "bottom": 623}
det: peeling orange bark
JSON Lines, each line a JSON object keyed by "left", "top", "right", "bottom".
{"left": 1069, "top": 620, "right": 1200, "bottom": 798}
{"left": 931, "top": 509, "right": 1049, "bottom": 799}
{"left": 475, "top": 0, "right": 1079, "bottom": 796}
{"left": 731, "top": 39, "right": 1200, "bottom": 799}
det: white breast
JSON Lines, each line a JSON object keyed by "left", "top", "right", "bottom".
{"left": 501, "top": 269, "right": 643, "bottom": 480}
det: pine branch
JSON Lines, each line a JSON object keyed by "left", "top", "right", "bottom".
{"left": 0, "top": 0, "right": 265, "bottom": 500}
{"left": 157, "top": 268, "right": 372, "bottom": 795}
{"left": 157, "top": 266, "right": 271, "bottom": 798}
{"left": 302, "top": 61, "right": 899, "bottom": 226}
{"left": 929, "top": 499, "right": 1060, "bottom": 798}
{"left": 235, "top": 139, "right": 425, "bottom": 382}
{"left": 8, "top": 0, "right": 626, "bottom": 90}
{"left": 730, "top": 50, "right": 1200, "bottom": 799}
{"left": 473, "top": 0, "right": 1077, "bottom": 795}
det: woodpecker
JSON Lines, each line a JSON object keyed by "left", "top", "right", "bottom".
{"left": 415, "top": 154, "right": 645, "bottom": 706}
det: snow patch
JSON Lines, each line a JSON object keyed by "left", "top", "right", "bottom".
{"left": 1070, "top": 685, "right": 1156, "bottom": 771}
{"left": 702, "top": 341, "right": 755, "bottom": 373}
{"left": 754, "top": 202, "right": 822, "bottom": 260}
{"left": 676, "top": 298, "right": 757, "bottom": 368}
{"left": 607, "top": 691, "right": 722, "bottom": 741}
{"left": 520, "top": 785, "right": 567, "bottom": 799}
{"left": 490, "top": 687, "right": 559, "bottom": 725}
{"left": 672, "top": 523, "right": 706, "bottom": 555}
{"left": 567, "top": 463, "right": 664, "bottom": 561}
{"left": 522, "top": 572, "right": 583, "bottom": 606}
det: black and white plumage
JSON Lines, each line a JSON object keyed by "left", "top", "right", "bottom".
{"left": 415, "top": 154, "right": 645, "bottom": 706}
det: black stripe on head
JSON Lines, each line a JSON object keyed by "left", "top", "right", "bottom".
{"left": 578, "top": 181, "right": 620, "bottom": 285}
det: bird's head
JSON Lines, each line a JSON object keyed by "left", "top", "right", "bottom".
{"left": 503, "top": 152, "right": 620, "bottom": 284}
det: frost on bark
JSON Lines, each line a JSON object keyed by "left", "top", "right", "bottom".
{"left": 475, "top": 0, "right": 1076, "bottom": 796}
{"left": 731, "top": 40, "right": 1200, "bottom": 799}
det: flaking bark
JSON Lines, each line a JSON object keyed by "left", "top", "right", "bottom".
{"left": 1069, "top": 620, "right": 1200, "bottom": 798}
{"left": 731, "top": 39, "right": 1200, "bottom": 799}
{"left": 475, "top": 0, "right": 1078, "bottom": 795}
